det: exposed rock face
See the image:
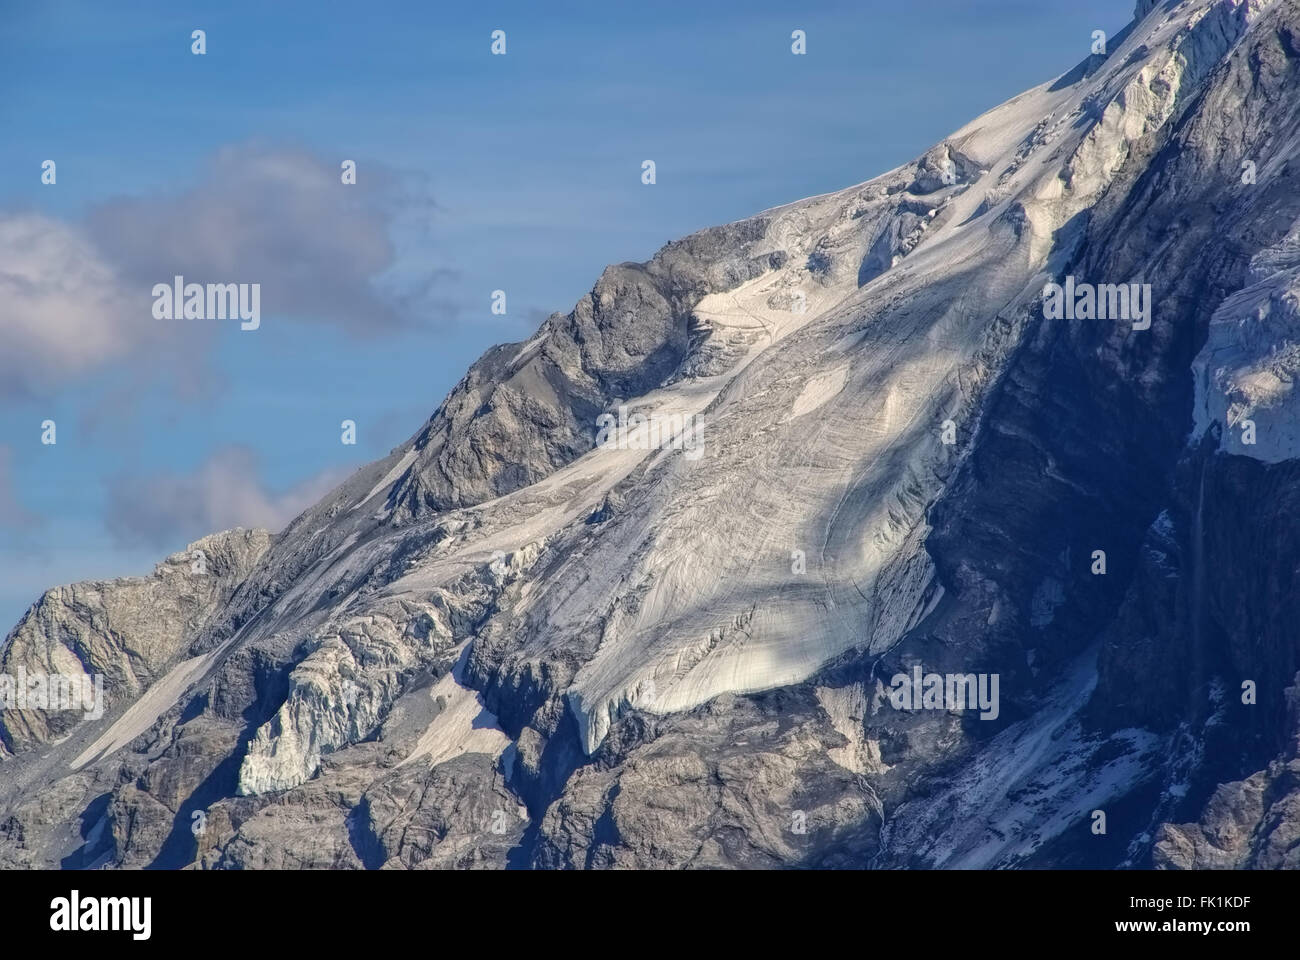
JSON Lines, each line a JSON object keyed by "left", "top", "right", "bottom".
{"left": 1153, "top": 674, "right": 1300, "bottom": 869}
{"left": 2, "top": 0, "right": 1299, "bottom": 870}
{"left": 1194, "top": 226, "right": 1300, "bottom": 463}
{"left": 0, "top": 528, "right": 270, "bottom": 756}
{"left": 389, "top": 222, "right": 779, "bottom": 518}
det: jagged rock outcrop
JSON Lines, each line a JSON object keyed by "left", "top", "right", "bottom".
{"left": 388, "top": 222, "right": 781, "bottom": 518}
{"left": 1153, "top": 673, "right": 1300, "bottom": 868}
{"left": 0, "top": 528, "right": 270, "bottom": 756}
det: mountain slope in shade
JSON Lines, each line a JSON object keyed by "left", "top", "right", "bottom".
{"left": 3, "top": 0, "right": 1300, "bottom": 869}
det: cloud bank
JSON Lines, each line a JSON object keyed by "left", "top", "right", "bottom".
{"left": 0, "top": 144, "right": 431, "bottom": 397}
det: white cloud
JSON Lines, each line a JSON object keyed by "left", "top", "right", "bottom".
{"left": 87, "top": 143, "right": 414, "bottom": 333}
{"left": 0, "top": 215, "right": 163, "bottom": 395}
{"left": 0, "top": 144, "right": 432, "bottom": 396}
{"left": 104, "top": 446, "right": 352, "bottom": 549}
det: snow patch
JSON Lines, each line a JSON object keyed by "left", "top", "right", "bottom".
{"left": 1193, "top": 223, "right": 1300, "bottom": 462}
{"left": 71, "top": 642, "right": 230, "bottom": 771}
{"left": 878, "top": 651, "right": 1162, "bottom": 868}
{"left": 400, "top": 646, "right": 512, "bottom": 770}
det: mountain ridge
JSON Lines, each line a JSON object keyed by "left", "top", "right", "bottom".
{"left": 3, "top": 0, "right": 1299, "bottom": 869}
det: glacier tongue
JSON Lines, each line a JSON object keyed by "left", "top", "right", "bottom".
{"left": 1193, "top": 219, "right": 1300, "bottom": 462}
{"left": 211, "top": 0, "right": 1281, "bottom": 776}
{"left": 552, "top": 0, "right": 1273, "bottom": 754}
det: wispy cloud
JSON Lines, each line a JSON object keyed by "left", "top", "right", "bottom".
{"left": 0, "top": 143, "right": 436, "bottom": 397}
{"left": 103, "top": 445, "right": 352, "bottom": 549}
{"left": 0, "top": 214, "right": 161, "bottom": 396}
{"left": 87, "top": 143, "right": 426, "bottom": 334}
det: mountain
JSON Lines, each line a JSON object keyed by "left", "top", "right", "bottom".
{"left": 3, "top": 0, "right": 1299, "bottom": 869}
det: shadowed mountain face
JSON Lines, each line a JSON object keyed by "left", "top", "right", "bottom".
{"left": 3, "top": 0, "right": 1299, "bottom": 870}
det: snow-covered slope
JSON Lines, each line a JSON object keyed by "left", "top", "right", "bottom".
{"left": 1194, "top": 220, "right": 1300, "bottom": 461}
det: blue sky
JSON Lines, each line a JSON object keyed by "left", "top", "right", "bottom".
{"left": 0, "top": 0, "right": 1135, "bottom": 630}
